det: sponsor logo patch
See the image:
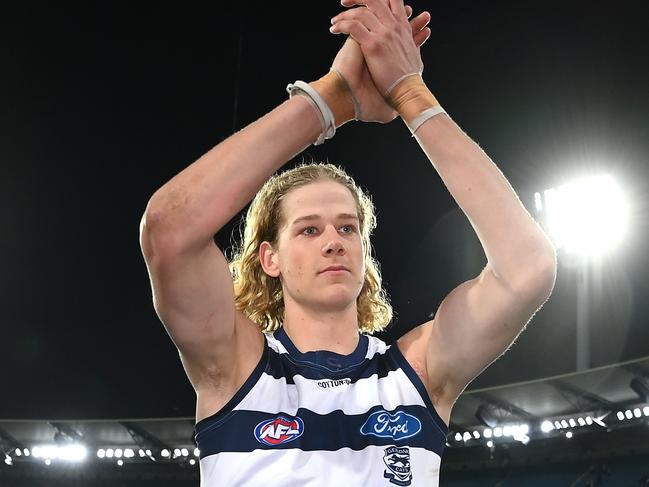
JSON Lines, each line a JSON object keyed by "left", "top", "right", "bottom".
{"left": 316, "top": 378, "right": 351, "bottom": 389}
{"left": 360, "top": 410, "right": 421, "bottom": 440}
{"left": 253, "top": 416, "right": 304, "bottom": 446}
{"left": 383, "top": 446, "right": 412, "bottom": 486}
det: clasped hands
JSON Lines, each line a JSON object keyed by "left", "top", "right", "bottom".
{"left": 327, "top": 0, "right": 432, "bottom": 123}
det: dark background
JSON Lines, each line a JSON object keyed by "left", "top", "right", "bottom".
{"left": 2, "top": 1, "right": 648, "bottom": 420}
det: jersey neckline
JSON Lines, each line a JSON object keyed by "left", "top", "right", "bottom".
{"left": 273, "top": 326, "right": 369, "bottom": 372}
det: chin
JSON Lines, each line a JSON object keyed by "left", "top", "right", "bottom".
{"left": 314, "top": 286, "right": 359, "bottom": 310}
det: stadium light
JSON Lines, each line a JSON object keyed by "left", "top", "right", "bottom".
{"left": 534, "top": 174, "right": 628, "bottom": 257}
{"left": 541, "top": 421, "right": 554, "bottom": 433}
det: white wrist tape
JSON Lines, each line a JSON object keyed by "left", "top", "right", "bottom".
{"left": 407, "top": 105, "right": 447, "bottom": 135}
{"left": 286, "top": 80, "right": 335, "bottom": 146}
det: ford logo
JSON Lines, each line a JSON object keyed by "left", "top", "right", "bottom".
{"left": 360, "top": 410, "right": 421, "bottom": 440}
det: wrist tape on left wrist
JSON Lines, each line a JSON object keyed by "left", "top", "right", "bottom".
{"left": 387, "top": 74, "right": 446, "bottom": 134}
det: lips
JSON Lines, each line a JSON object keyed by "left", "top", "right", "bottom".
{"left": 319, "top": 266, "right": 349, "bottom": 274}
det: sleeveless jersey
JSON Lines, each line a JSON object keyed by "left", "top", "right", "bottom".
{"left": 194, "top": 327, "right": 448, "bottom": 486}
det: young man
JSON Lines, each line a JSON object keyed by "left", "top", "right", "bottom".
{"left": 139, "top": 1, "right": 556, "bottom": 485}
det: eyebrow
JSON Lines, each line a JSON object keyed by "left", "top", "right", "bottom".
{"left": 290, "top": 213, "right": 359, "bottom": 226}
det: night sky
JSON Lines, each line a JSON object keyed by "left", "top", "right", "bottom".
{"left": 2, "top": 2, "right": 648, "bottom": 420}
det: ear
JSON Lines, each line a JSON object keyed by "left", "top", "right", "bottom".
{"left": 259, "top": 241, "right": 281, "bottom": 278}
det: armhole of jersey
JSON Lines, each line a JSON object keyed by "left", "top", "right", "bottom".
{"left": 389, "top": 343, "right": 449, "bottom": 438}
{"left": 194, "top": 335, "right": 269, "bottom": 438}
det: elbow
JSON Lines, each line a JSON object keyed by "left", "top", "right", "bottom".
{"left": 516, "top": 250, "right": 557, "bottom": 307}
{"left": 139, "top": 208, "right": 187, "bottom": 259}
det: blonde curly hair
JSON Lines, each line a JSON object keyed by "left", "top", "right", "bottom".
{"left": 229, "top": 162, "right": 392, "bottom": 334}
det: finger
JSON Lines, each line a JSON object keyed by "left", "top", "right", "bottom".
{"left": 330, "top": 19, "right": 373, "bottom": 46}
{"left": 413, "top": 27, "right": 431, "bottom": 48}
{"left": 332, "top": 7, "right": 383, "bottom": 33}
{"left": 388, "top": 0, "right": 407, "bottom": 19}
{"left": 409, "top": 11, "right": 431, "bottom": 35}
{"left": 341, "top": 0, "right": 392, "bottom": 23}
{"left": 405, "top": 5, "right": 412, "bottom": 18}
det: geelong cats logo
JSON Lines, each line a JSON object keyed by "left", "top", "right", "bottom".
{"left": 254, "top": 416, "right": 304, "bottom": 446}
{"left": 383, "top": 446, "right": 412, "bottom": 486}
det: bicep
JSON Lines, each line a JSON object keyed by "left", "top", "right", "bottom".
{"left": 427, "top": 262, "right": 554, "bottom": 400}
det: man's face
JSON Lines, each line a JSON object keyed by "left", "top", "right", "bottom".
{"left": 262, "top": 180, "right": 366, "bottom": 313}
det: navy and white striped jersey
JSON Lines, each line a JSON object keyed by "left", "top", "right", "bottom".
{"left": 194, "top": 327, "right": 448, "bottom": 486}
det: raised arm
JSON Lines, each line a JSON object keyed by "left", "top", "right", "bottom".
{"left": 139, "top": 10, "right": 432, "bottom": 405}
{"left": 331, "top": 0, "right": 556, "bottom": 417}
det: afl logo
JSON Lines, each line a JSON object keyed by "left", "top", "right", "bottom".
{"left": 254, "top": 416, "right": 304, "bottom": 446}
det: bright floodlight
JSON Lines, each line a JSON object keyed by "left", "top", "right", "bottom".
{"left": 30, "top": 444, "right": 87, "bottom": 462}
{"left": 534, "top": 174, "right": 628, "bottom": 257}
{"left": 541, "top": 421, "right": 554, "bottom": 433}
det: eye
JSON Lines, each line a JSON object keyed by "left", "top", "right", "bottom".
{"left": 301, "top": 226, "right": 318, "bottom": 236}
{"left": 340, "top": 224, "right": 356, "bottom": 234}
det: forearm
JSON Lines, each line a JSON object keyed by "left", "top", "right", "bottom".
{"left": 143, "top": 95, "right": 321, "bottom": 250}
{"left": 413, "top": 113, "right": 556, "bottom": 287}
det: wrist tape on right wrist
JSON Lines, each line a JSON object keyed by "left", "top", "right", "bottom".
{"left": 286, "top": 69, "right": 358, "bottom": 146}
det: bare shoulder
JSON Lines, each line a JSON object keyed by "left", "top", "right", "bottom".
{"left": 194, "top": 311, "right": 265, "bottom": 423}
{"left": 397, "top": 320, "right": 453, "bottom": 425}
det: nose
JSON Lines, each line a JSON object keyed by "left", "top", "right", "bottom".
{"left": 323, "top": 240, "right": 345, "bottom": 255}
{"left": 321, "top": 227, "right": 346, "bottom": 256}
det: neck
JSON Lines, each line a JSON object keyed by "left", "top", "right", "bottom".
{"left": 282, "top": 299, "right": 359, "bottom": 355}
